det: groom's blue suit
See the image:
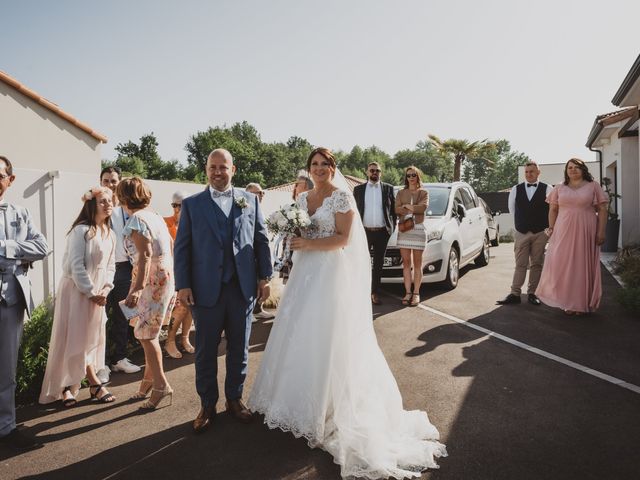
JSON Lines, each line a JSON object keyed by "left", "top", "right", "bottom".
{"left": 174, "top": 187, "right": 272, "bottom": 408}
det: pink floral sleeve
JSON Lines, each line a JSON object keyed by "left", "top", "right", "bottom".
{"left": 592, "top": 182, "right": 609, "bottom": 206}
{"left": 546, "top": 185, "right": 560, "bottom": 205}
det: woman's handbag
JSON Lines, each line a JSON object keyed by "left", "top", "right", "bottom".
{"left": 397, "top": 194, "right": 415, "bottom": 233}
{"left": 398, "top": 216, "right": 415, "bottom": 233}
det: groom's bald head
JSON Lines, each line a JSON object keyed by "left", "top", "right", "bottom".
{"left": 206, "top": 149, "right": 236, "bottom": 191}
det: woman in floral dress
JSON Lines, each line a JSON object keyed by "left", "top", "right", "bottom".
{"left": 117, "top": 177, "right": 175, "bottom": 410}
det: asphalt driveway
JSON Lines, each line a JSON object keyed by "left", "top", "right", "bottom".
{"left": 2, "top": 244, "right": 639, "bottom": 480}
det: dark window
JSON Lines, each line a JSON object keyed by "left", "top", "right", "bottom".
{"left": 460, "top": 188, "right": 476, "bottom": 209}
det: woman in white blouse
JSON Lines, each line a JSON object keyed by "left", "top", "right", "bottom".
{"left": 39, "top": 187, "right": 117, "bottom": 406}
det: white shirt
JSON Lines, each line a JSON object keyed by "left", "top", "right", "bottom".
{"left": 110, "top": 206, "right": 129, "bottom": 263}
{"left": 363, "top": 182, "right": 386, "bottom": 228}
{"left": 508, "top": 182, "right": 553, "bottom": 214}
{"left": 209, "top": 185, "right": 233, "bottom": 217}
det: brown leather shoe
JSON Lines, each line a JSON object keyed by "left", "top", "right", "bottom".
{"left": 226, "top": 399, "right": 253, "bottom": 424}
{"left": 193, "top": 406, "right": 216, "bottom": 434}
{"left": 371, "top": 293, "right": 381, "bottom": 305}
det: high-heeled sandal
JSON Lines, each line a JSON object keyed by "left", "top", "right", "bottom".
{"left": 89, "top": 384, "right": 116, "bottom": 403}
{"left": 130, "top": 379, "right": 153, "bottom": 400}
{"left": 409, "top": 293, "right": 421, "bottom": 307}
{"left": 139, "top": 386, "right": 174, "bottom": 411}
{"left": 402, "top": 291, "right": 412, "bottom": 305}
{"left": 62, "top": 386, "right": 77, "bottom": 408}
{"left": 181, "top": 336, "right": 195, "bottom": 354}
{"left": 165, "top": 339, "right": 182, "bottom": 359}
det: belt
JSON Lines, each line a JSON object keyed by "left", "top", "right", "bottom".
{"left": 364, "top": 227, "right": 387, "bottom": 232}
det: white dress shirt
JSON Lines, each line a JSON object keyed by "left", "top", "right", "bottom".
{"left": 508, "top": 182, "right": 553, "bottom": 214}
{"left": 363, "top": 182, "right": 386, "bottom": 228}
{"left": 110, "top": 205, "right": 129, "bottom": 263}
{"left": 209, "top": 185, "right": 233, "bottom": 217}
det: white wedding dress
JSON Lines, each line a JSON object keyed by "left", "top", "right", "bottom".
{"left": 248, "top": 188, "right": 447, "bottom": 479}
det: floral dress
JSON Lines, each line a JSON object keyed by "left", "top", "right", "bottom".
{"left": 123, "top": 209, "right": 175, "bottom": 340}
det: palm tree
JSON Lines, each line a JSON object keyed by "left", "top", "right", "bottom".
{"left": 427, "top": 134, "right": 496, "bottom": 181}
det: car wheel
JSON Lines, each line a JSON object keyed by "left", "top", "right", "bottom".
{"left": 475, "top": 234, "right": 490, "bottom": 267}
{"left": 442, "top": 247, "right": 459, "bottom": 290}
{"left": 491, "top": 226, "right": 500, "bottom": 246}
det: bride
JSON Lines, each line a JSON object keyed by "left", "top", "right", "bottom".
{"left": 248, "top": 147, "right": 447, "bottom": 479}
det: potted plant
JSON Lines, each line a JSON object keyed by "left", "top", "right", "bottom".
{"left": 602, "top": 177, "right": 621, "bottom": 253}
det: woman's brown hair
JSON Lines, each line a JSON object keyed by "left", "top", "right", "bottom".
{"left": 403, "top": 165, "right": 424, "bottom": 189}
{"left": 116, "top": 177, "right": 152, "bottom": 209}
{"left": 306, "top": 147, "right": 336, "bottom": 178}
{"left": 68, "top": 186, "right": 113, "bottom": 240}
{"left": 563, "top": 158, "right": 593, "bottom": 185}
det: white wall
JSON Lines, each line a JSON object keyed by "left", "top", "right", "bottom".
{"left": 518, "top": 161, "right": 600, "bottom": 185}
{"left": 620, "top": 137, "right": 640, "bottom": 245}
{"left": 5, "top": 170, "right": 293, "bottom": 309}
{"left": 0, "top": 82, "right": 103, "bottom": 175}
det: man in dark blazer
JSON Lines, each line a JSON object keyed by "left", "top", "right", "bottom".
{"left": 353, "top": 162, "right": 397, "bottom": 305}
{"left": 174, "top": 149, "right": 272, "bottom": 434}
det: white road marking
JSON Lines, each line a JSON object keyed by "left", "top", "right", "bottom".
{"left": 414, "top": 302, "right": 640, "bottom": 395}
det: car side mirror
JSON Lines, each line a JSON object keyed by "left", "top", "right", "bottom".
{"left": 456, "top": 204, "right": 466, "bottom": 219}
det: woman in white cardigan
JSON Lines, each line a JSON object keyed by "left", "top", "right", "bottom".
{"left": 39, "top": 187, "right": 116, "bottom": 406}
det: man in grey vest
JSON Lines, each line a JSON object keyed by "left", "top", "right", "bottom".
{"left": 0, "top": 155, "right": 48, "bottom": 450}
{"left": 497, "top": 161, "right": 552, "bottom": 306}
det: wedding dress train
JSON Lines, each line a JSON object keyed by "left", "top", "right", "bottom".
{"left": 248, "top": 189, "right": 446, "bottom": 479}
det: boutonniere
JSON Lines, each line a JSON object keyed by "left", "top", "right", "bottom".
{"left": 234, "top": 196, "right": 248, "bottom": 209}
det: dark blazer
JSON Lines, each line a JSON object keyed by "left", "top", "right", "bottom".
{"left": 174, "top": 187, "right": 273, "bottom": 306}
{"left": 353, "top": 182, "right": 397, "bottom": 235}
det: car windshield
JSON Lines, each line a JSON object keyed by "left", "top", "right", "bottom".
{"left": 424, "top": 186, "right": 450, "bottom": 216}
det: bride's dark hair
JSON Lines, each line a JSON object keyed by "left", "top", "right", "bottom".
{"left": 306, "top": 147, "right": 336, "bottom": 178}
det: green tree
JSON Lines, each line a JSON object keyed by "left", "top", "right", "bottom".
{"left": 427, "top": 134, "right": 496, "bottom": 182}
{"left": 111, "top": 133, "right": 184, "bottom": 180}
{"left": 462, "top": 140, "right": 529, "bottom": 192}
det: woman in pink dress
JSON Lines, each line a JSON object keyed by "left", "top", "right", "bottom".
{"left": 535, "top": 159, "right": 608, "bottom": 315}
{"left": 117, "top": 177, "right": 175, "bottom": 410}
{"left": 39, "top": 187, "right": 116, "bottom": 406}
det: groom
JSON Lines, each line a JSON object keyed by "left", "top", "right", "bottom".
{"left": 174, "top": 149, "right": 273, "bottom": 434}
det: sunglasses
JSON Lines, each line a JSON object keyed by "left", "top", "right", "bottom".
{"left": 171, "top": 203, "right": 182, "bottom": 208}
{"left": 406, "top": 173, "right": 418, "bottom": 178}
{"left": 369, "top": 169, "right": 381, "bottom": 173}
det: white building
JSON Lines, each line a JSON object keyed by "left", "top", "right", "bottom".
{"left": 0, "top": 70, "right": 206, "bottom": 307}
{"left": 586, "top": 54, "right": 640, "bottom": 248}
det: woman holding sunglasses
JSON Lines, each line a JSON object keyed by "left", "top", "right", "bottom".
{"left": 395, "top": 166, "right": 429, "bottom": 306}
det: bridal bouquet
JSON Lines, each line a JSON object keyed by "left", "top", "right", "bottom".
{"left": 267, "top": 204, "right": 313, "bottom": 272}
{"left": 266, "top": 204, "right": 312, "bottom": 236}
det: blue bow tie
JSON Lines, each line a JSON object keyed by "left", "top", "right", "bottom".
{"left": 212, "top": 189, "right": 232, "bottom": 199}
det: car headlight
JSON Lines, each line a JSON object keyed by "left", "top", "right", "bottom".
{"left": 427, "top": 227, "right": 444, "bottom": 242}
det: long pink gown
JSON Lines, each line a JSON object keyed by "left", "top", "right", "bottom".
{"left": 535, "top": 182, "right": 608, "bottom": 313}
{"left": 39, "top": 226, "right": 115, "bottom": 404}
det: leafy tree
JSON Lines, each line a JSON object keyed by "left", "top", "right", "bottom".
{"left": 111, "top": 133, "right": 184, "bottom": 180}
{"left": 427, "top": 134, "right": 496, "bottom": 181}
{"left": 462, "top": 140, "right": 529, "bottom": 192}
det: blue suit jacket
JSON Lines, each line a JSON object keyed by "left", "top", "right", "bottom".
{"left": 0, "top": 203, "right": 49, "bottom": 316}
{"left": 173, "top": 187, "right": 273, "bottom": 306}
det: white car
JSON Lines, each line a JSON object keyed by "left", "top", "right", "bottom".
{"left": 381, "top": 182, "right": 491, "bottom": 289}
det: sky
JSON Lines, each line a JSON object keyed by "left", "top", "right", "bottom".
{"left": 2, "top": 0, "right": 639, "bottom": 166}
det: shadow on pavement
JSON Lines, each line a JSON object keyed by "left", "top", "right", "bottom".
{"left": 408, "top": 308, "right": 640, "bottom": 480}
{"left": 19, "top": 414, "right": 341, "bottom": 480}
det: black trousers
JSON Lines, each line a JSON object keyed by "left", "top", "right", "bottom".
{"left": 365, "top": 229, "right": 390, "bottom": 295}
{"left": 106, "top": 261, "right": 133, "bottom": 364}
